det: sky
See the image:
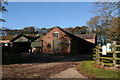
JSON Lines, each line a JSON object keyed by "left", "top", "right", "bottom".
{"left": 2, "top": 2, "right": 95, "bottom": 29}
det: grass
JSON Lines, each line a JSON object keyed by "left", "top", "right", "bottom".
{"left": 79, "top": 61, "right": 120, "bottom": 78}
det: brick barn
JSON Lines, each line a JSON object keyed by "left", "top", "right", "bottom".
{"left": 41, "top": 27, "right": 96, "bottom": 54}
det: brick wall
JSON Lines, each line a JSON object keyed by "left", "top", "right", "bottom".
{"left": 42, "top": 27, "right": 71, "bottom": 54}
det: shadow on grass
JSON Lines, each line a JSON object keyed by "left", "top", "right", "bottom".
{"left": 3, "top": 53, "right": 93, "bottom": 65}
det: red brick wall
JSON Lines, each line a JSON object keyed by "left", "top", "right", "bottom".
{"left": 41, "top": 27, "right": 71, "bottom": 54}
{"left": 41, "top": 27, "right": 96, "bottom": 54}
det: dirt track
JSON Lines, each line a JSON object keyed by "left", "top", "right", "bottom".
{"left": 2, "top": 54, "right": 92, "bottom": 78}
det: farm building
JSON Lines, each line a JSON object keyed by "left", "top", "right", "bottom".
{"left": 1, "top": 35, "right": 14, "bottom": 53}
{"left": 1, "top": 35, "right": 15, "bottom": 47}
{"left": 0, "top": 40, "right": 12, "bottom": 54}
{"left": 0, "top": 40, "right": 11, "bottom": 47}
{"left": 10, "top": 34, "right": 41, "bottom": 53}
{"left": 31, "top": 35, "right": 42, "bottom": 53}
{"left": 41, "top": 27, "right": 96, "bottom": 54}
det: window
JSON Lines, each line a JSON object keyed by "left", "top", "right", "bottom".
{"left": 54, "top": 32, "right": 58, "bottom": 37}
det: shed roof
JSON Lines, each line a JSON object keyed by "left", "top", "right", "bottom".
{"left": 42, "top": 27, "right": 95, "bottom": 44}
{"left": 1, "top": 35, "right": 15, "bottom": 40}
{"left": 74, "top": 34, "right": 96, "bottom": 39}
{"left": 1, "top": 34, "right": 42, "bottom": 41}
{"left": 42, "top": 27, "right": 82, "bottom": 40}
{"left": 46, "top": 27, "right": 96, "bottom": 40}
{"left": 1, "top": 34, "right": 39, "bottom": 40}
{"left": 10, "top": 34, "right": 40, "bottom": 42}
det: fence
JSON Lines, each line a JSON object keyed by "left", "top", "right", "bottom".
{"left": 94, "top": 45, "right": 120, "bottom": 68}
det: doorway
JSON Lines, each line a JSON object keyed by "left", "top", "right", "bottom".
{"left": 53, "top": 39, "right": 59, "bottom": 53}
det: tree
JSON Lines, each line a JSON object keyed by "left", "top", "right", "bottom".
{"left": 47, "top": 27, "right": 53, "bottom": 32}
{"left": 40, "top": 27, "right": 46, "bottom": 30}
{"left": 74, "top": 26, "right": 81, "bottom": 32}
{"left": 93, "top": 1, "right": 119, "bottom": 28}
{"left": 7, "top": 29, "right": 19, "bottom": 35}
{"left": 0, "top": 0, "right": 8, "bottom": 22}
{"left": 107, "top": 17, "right": 120, "bottom": 41}
{"left": 23, "top": 26, "right": 35, "bottom": 34}
{"left": 0, "top": 0, "right": 8, "bottom": 36}
{"left": 0, "top": 27, "right": 10, "bottom": 36}
{"left": 80, "top": 26, "right": 88, "bottom": 34}
{"left": 65, "top": 27, "right": 74, "bottom": 34}
{"left": 93, "top": 2, "right": 119, "bottom": 17}
{"left": 0, "top": 0, "right": 8, "bottom": 12}
{"left": 87, "top": 16, "right": 100, "bottom": 33}
{"left": 39, "top": 27, "right": 47, "bottom": 35}
{"left": 91, "top": 1, "right": 120, "bottom": 44}
{"left": 87, "top": 16, "right": 105, "bottom": 44}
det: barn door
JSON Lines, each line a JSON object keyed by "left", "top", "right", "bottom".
{"left": 53, "top": 39, "right": 59, "bottom": 52}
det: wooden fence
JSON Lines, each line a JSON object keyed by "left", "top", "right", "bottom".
{"left": 94, "top": 45, "right": 120, "bottom": 68}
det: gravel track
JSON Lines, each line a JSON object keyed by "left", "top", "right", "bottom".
{"left": 2, "top": 62, "right": 79, "bottom": 78}
{"left": 2, "top": 54, "right": 92, "bottom": 79}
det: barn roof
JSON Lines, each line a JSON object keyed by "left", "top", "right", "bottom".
{"left": 0, "top": 34, "right": 42, "bottom": 40}
{"left": 49, "top": 27, "right": 96, "bottom": 40}
{"left": 1, "top": 35, "right": 15, "bottom": 40}
{"left": 1, "top": 34, "right": 41, "bottom": 40}
{"left": 74, "top": 34, "right": 96, "bottom": 39}
{"left": 45, "top": 27, "right": 82, "bottom": 40}
{"left": 43, "top": 27, "right": 95, "bottom": 44}
{"left": 10, "top": 34, "right": 40, "bottom": 42}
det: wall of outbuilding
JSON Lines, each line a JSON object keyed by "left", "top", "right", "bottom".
{"left": 41, "top": 27, "right": 71, "bottom": 54}
{"left": 41, "top": 27, "right": 96, "bottom": 54}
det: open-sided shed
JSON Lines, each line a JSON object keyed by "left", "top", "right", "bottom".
{"left": 10, "top": 34, "right": 40, "bottom": 53}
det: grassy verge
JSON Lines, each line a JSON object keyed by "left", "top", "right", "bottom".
{"left": 78, "top": 61, "right": 120, "bottom": 78}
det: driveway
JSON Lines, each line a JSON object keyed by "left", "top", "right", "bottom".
{"left": 2, "top": 54, "right": 92, "bottom": 78}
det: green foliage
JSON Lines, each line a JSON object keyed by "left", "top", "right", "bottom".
{"left": 87, "top": 2, "right": 120, "bottom": 44}
{"left": 0, "top": 0, "right": 8, "bottom": 13}
{"left": 23, "top": 26, "right": 35, "bottom": 34}
{"left": 0, "top": 0, "right": 8, "bottom": 22}
{"left": 65, "top": 26, "right": 88, "bottom": 34}
{"left": 107, "top": 17, "right": 120, "bottom": 41}
{"left": 79, "top": 61, "right": 119, "bottom": 78}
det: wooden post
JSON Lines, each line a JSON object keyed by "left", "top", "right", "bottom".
{"left": 113, "top": 45, "right": 117, "bottom": 67}
{"left": 96, "top": 48, "right": 100, "bottom": 64}
{"left": 95, "top": 48, "right": 98, "bottom": 64}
